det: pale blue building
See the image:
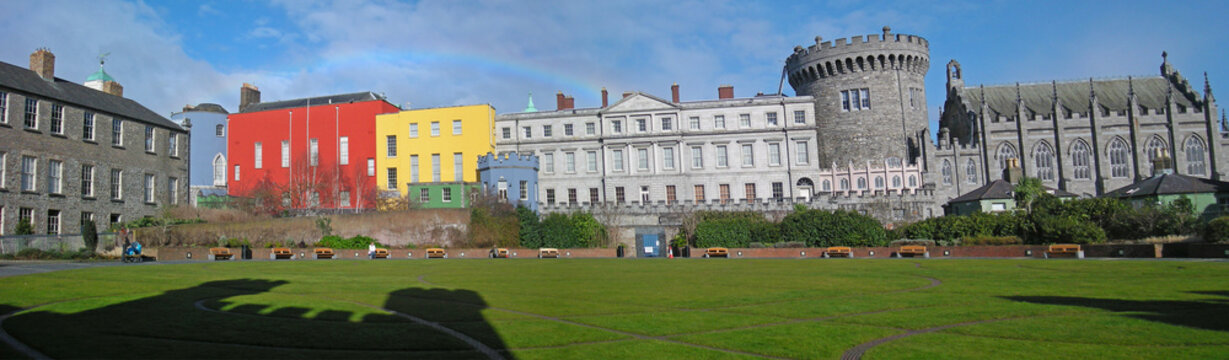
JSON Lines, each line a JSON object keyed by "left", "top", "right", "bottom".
{"left": 478, "top": 152, "right": 540, "bottom": 211}
{"left": 171, "top": 103, "right": 229, "bottom": 207}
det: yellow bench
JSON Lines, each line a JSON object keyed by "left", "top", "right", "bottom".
{"left": 824, "top": 246, "right": 853, "bottom": 258}
{"left": 703, "top": 247, "right": 729, "bottom": 258}
{"left": 314, "top": 247, "right": 335, "bottom": 260}
{"left": 271, "top": 247, "right": 294, "bottom": 260}
{"left": 897, "top": 245, "right": 929, "bottom": 258}
{"left": 1045, "top": 244, "right": 1084, "bottom": 259}
{"left": 372, "top": 248, "right": 389, "bottom": 259}
{"left": 490, "top": 248, "right": 509, "bottom": 258}
{"left": 538, "top": 248, "right": 559, "bottom": 259}
{"left": 427, "top": 248, "right": 447, "bottom": 259}
{"left": 208, "top": 247, "right": 233, "bottom": 261}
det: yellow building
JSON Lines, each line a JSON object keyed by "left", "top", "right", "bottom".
{"left": 375, "top": 104, "right": 495, "bottom": 207}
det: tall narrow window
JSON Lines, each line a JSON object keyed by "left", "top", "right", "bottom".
{"left": 546, "top": 189, "right": 556, "bottom": 204}
{"left": 612, "top": 149, "right": 624, "bottom": 171}
{"left": 795, "top": 141, "right": 809, "bottom": 165}
{"left": 841, "top": 91, "right": 851, "bottom": 111}
{"left": 520, "top": 181, "right": 529, "bottom": 201}
{"left": 716, "top": 145, "right": 728, "bottom": 167}
{"left": 1072, "top": 141, "right": 1091, "bottom": 179}
{"left": 741, "top": 144, "right": 753, "bottom": 166}
{"left": 443, "top": 187, "right": 453, "bottom": 202}
{"left": 566, "top": 152, "right": 576, "bottom": 173}
{"left": 83, "top": 112, "right": 94, "bottom": 140}
{"left": 112, "top": 119, "right": 123, "bottom": 146}
{"left": 21, "top": 156, "right": 36, "bottom": 192}
{"left": 769, "top": 143, "right": 781, "bottom": 166}
{"left": 588, "top": 187, "right": 599, "bottom": 203}
{"left": 216, "top": 124, "right": 224, "bottom": 137}
{"left": 666, "top": 185, "right": 677, "bottom": 203}
{"left": 420, "top": 188, "right": 431, "bottom": 203}
{"left": 1109, "top": 139, "right": 1130, "bottom": 178}
{"left": 941, "top": 160, "right": 952, "bottom": 185}
{"left": 0, "top": 152, "right": 5, "bottom": 189}
{"left": 431, "top": 121, "right": 440, "bottom": 136}
{"left": 587, "top": 151, "right": 598, "bottom": 172}
{"left": 339, "top": 137, "right": 349, "bottom": 165}
{"left": 1186, "top": 136, "right": 1207, "bottom": 175}
{"left": 567, "top": 188, "right": 577, "bottom": 204}
{"left": 744, "top": 183, "right": 755, "bottom": 201}
{"left": 410, "top": 123, "right": 419, "bottom": 138}
{"left": 281, "top": 141, "right": 290, "bottom": 168}
{"left": 0, "top": 91, "right": 7, "bottom": 124}
{"left": 452, "top": 120, "right": 462, "bottom": 135}
{"left": 48, "top": 160, "right": 62, "bottom": 194}
{"left": 50, "top": 104, "right": 63, "bottom": 134}
{"left": 47, "top": 210, "right": 60, "bottom": 235}
{"left": 110, "top": 169, "right": 122, "bottom": 199}
{"left": 169, "top": 177, "right": 178, "bottom": 205}
{"left": 254, "top": 142, "right": 263, "bottom": 169}
{"left": 615, "top": 187, "right": 625, "bottom": 203}
{"left": 340, "top": 191, "right": 351, "bottom": 207}
{"left": 772, "top": 182, "right": 784, "bottom": 199}
{"left": 213, "top": 154, "right": 226, "bottom": 186}
{"left": 1034, "top": 142, "right": 1055, "bottom": 181}
{"left": 501, "top": 127, "right": 510, "bottom": 139}
{"left": 637, "top": 149, "right": 648, "bottom": 171}
{"left": 996, "top": 143, "right": 1017, "bottom": 170}
{"left": 694, "top": 185, "right": 705, "bottom": 202}
{"left": 169, "top": 133, "right": 178, "bottom": 157}
{"left": 691, "top": 146, "right": 703, "bottom": 168}
{"left": 410, "top": 155, "right": 419, "bottom": 183}
{"left": 24, "top": 98, "right": 37, "bottom": 128}
{"left": 859, "top": 88, "right": 870, "bottom": 109}
{"left": 454, "top": 153, "right": 464, "bottom": 181}
{"left": 386, "top": 135, "right": 397, "bottom": 157}
{"left": 663, "top": 147, "right": 675, "bottom": 170}
{"left": 309, "top": 139, "right": 319, "bottom": 166}
{"left": 544, "top": 153, "right": 555, "bottom": 173}
{"left": 234, "top": 165, "right": 240, "bottom": 181}
{"left": 640, "top": 186, "right": 649, "bottom": 203}
{"left": 1146, "top": 137, "right": 1166, "bottom": 174}
{"left": 367, "top": 158, "right": 375, "bottom": 176}
{"left": 144, "top": 174, "right": 155, "bottom": 203}
{"left": 719, "top": 184, "right": 730, "bottom": 203}
{"left": 432, "top": 154, "right": 441, "bottom": 182}
{"left": 387, "top": 168, "right": 398, "bottom": 189}
{"left": 144, "top": 126, "right": 155, "bottom": 152}
{"left": 739, "top": 114, "right": 751, "bottom": 128}
{"left": 81, "top": 164, "right": 94, "bottom": 197}
{"left": 965, "top": 159, "right": 978, "bottom": 184}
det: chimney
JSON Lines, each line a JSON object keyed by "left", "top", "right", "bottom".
{"left": 718, "top": 85, "right": 734, "bottom": 99}
{"left": 239, "top": 83, "right": 261, "bottom": 112}
{"left": 565, "top": 95, "right": 575, "bottom": 110}
{"left": 601, "top": 87, "right": 609, "bottom": 107}
{"left": 101, "top": 81, "right": 124, "bottom": 97}
{"left": 1002, "top": 158, "right": 1023, "bottom": 184}
{"left": 622, "top": 91, "right": 633, "bottom": 99}
{"left": 671, "top": 83, "right": 680, "bottom": 103}
{"left": 555, "top": 91, "right": 574, "bottom": 110}
{"left": 29, "top": 48, "right": 55, "bottom": 81}
{"left": 1151, "top": 148, "right": 1174, "bottom": 176}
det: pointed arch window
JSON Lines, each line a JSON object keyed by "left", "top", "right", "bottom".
{"left": 839, "top": 178, "right": 850, "bottom": 191}
{"left": 822, "top": 180, "right": 831, "bottom": 192}
{"left": 965, "top": 159, "right": 978, "bottom": 184}
{"left": 996, "top": 143, "right": 1017, "bottom": 170}
{"left": 1186, "top": 136, "right": 1207, "bottom": 175}
{"left": 892, "top": 175, "right": 901, "bottom": 188}
{"left": 1109, "top": 139, "right": 1130, "bottom": 178}
{"left": 1146, "top": 137, "right": 1167, "bottom": 174}
{"left": 941, "top": 159, "right": 952, "bottom": 185}
{"left": 1072, "top": 141, "right": 1091, "bottom": 179}
{"left": 874, "top": 176, "right": 884, "bottom": 189}
{"left": 857, "top": 177, "right": 867, "bottom": 190}
{"left": 212, "top": 154, "right": 226, "bottom": 186}
{"left": 1034, "top": 142, "right": 1055, "bottom": 181}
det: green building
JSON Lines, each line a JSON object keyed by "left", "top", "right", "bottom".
{"left": 1102, "top": 172, "right": 1229, "bottom": 219}
{"left": 945, "top": 179, "right": 1077, "bottom": 215}
{"left": 406, "top": 183, "right": 483, "bottom": 209}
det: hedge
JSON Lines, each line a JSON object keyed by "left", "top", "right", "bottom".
{"left": 779, "top": 209, "right": 888, "bottom": 247}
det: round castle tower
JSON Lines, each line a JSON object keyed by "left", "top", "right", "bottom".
{"left": 785, "top": 26, "right": 930, "bottom": 167}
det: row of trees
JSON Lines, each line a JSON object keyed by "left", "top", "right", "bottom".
{"left": 686, "top": 205, "right": 890, "bottom": 248}
{"left": 463, "top": 192, "right": 608, "bottom": 249}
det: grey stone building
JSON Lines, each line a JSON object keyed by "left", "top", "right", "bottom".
{"left": 0, "top": 49, "right": 189, "bottom": 235}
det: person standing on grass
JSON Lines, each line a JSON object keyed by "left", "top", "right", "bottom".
{"left": 368, "top": 242, "right": 376, "bottom": 259}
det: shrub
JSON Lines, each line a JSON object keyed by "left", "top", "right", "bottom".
{"left": 779, "top": 208, "right": 888, "bottom": 247}
{"left": 222, "top": 238, "right": 251, "bottom": 248}
{"left": 960, "top": 235, "right": 1022, "bottom": 246}
{"left": 516, "top": 206, "right": 542, "bottom": 249}
{"left": 15, "top": 219, "right": 33, "bottom": 235}
{"left": 1203, "top": 216, "right": 1229, "bottom": 243}
{"left": 889, "top": 239, "right": 936, "bottom": 247}
{"left": 316, "top": 235, "right": 384, "bottom": 249}
{"left": 748, "top": 242, "right": 767, "bottom": 248}
{"left": 81, "top": 220, "right": 99, "bottom": 252}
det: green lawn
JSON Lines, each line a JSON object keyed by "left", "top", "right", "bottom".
{"left": 1, "top": 259, "right": 1227, "bottom": 359}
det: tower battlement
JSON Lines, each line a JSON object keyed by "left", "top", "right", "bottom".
{"left": 786, "top": 26, "right": 930, "bottom": 88}
{"left": 477, "top": 152, "right": 539, "bottom": 171}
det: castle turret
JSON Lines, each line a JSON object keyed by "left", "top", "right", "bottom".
{"left": 784, "top": 26, "right": 930, "bottom": 167}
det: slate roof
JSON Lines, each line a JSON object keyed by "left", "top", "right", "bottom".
{"left": 1102, "top": 173, "right": 1229, "bottom": 199}
{"left": 186, "top": 103, "right": 229, "bottom": 114}
{"left": 241, "top": 92, "right": 386, "bottom": 113}
{"left": 958, "top": 76, "right": 1199, "bottom": 118}
{"left": 0, "top": 61, "right": 181, "bottom": 130}
{"left": 948, "top": 179, "right": 1077, "bottom": 204}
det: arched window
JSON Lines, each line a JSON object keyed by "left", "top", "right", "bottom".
{"left": 1034, "top": 142, "right": 1055, "bottom": 181}
{"left": 1071, "top": 141, "right": 1091, "bottom": 179}
{"left": 1186, "top": 136, "right": 1207, "bottom": 175}
{"left": 965, "top": 159, "right": 978, "bottom": 184}
{"left": 857, "top": 177, "right": 867, "bottom": 189}
{"left": 874, "top": 176, "right": 884, "bottom": 188}
{"left": 941, "top": 159, "right": 952, "bottom": 185}
{"left": 839, "top": 178, "right": 850, "bottom": 191}
{"left": 215, "top": 124, "right": 224, "bottom": 137}
{"left": 1146, "top": 137, "right": 1167, "bottom": 174}
{"left": 822, "top": 180, "right": 831, "bottom": 191}
{"left": 892, "top": 175, "right": 901, "bottom": 188}
{"left": 1109, "top": 138, "right": 1130, "bottom": 178}
{"left": 996, "top": 143, "right": 1017, "bottom": 170}
{"left": 212, "top": 153, "right": 227, "bottom": 186}
{"left": 908, "top": 175, "right": 917, "bottom": 187}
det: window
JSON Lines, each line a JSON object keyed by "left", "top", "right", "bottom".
{"left": 636, "top": 118, "right": 647, "bottom": 132}
{"left": 216, "top": 124, "right": 224, "bottom": 137}
{"left": 716, "top": 145, "right": 728, "bottom": 167}
{"left": 1109, "top": 139, "right": 1130, "bottom": 178}
{"left": 111, "top": 119, "right": 123, "bottom": 146}
{"left": 520, "top": 181, "right": 528, "bottom": 201}
{"left": 795, "top": 141, "right": 809, "bottom": 165}
{"left": 714, "top": 115, "right": 725, "bottom": 129}
{"left": 143, "top": 174, "right": 155, "bottom": 203}
{"left": 586, "top": 122, "right": 595, "bottom": 135}
{"left": 689, "top": 116, "right": 700, "bottom": 130}
{"left": 615, "top": 187, "right": 625, "bottom": 203}
{"left": 941, "top": 160, "right": 952, "bottom": 185}
{"left": 823, "top": 180, "right": 830, "bottom": 191}
{"left": 589, "top": 188, "right": 599, "bottom": 203}
{"left": 637, "top": 148, "right": 649, "bottom": 171}
{"left": 420, "top": 188, "right": 431, "bottom": 203}
{"left": 739, "top": 114, "right": 751, "bottom": 128}
{"left": 81, "top": 164, "right": 94, "bottom": 197}
{"left": 432, "top": 154, "right": 441, "bottom": 182}
{"left": 893, "top": 176, "right": 901, "bottom": 188}
{"left": 612, "top": 120, "right": 622, "bottom": 133}
{"left": 691, "top": 146, "right": 703, "bottom": 168}
{"left": 81, "top": 211, "right": 93, "bottom": 225}
{"left": 543, "top": 125, "right": 552, "bottom": 137}
{"left": 410, "top": 155, "right": 419, "bottom": 183}
{"left": 496, "top": 181, "right": 508, "bottom": 200}
{"left": 587, "top": 151, "right": 598, "bottom": 172}
{"left": 20, "top": 208, "right": 33, "bottom": 230}
{"left": 909, "top": 175, "right": 917, "bottom": 187}
{"left": 452, "top": 120, "right": 462, "bottom": 135}
{"left": 454, "top": 153, "right": 464, "bottom": 180}
{"left": 387, "top": 168, "right": 398, "bottom": 189}
{"left": 661, "top": 117, "right": 672, "bottom": 131}
{"left": 109, "top": 213, "right": 121, "bottom": 227}
{"left": 443, "top": 187, "right": 453, "bottom": 202}
{"left": 1072, "top": 141, "right": 1091, "bottom": 179}
{"left": 367, "top": 158, "right": 375, "bottom": 176}
{"left": 839, "top": 89, "right": 870, "bottom": 111}
{"left": 794, "top": 110, "right": 806, "bottom": 124}
{"left": 46, "top": 210, "right": 60, "bottom": 235}
{"left": 772, "top": 182, "right": 784, "bottom": 199}
{"left": 841, "top": 91, "right": 850, "bottom": 111}
{"left": 965, "top": 159, "right": 978, "bottom": 184}
{"left": 21, "top": 156, "right": 36, "bottom": 192}
{"left": 234, "top": 165, "right": 240, "bottom": 181}
{"left": 564, "top": 123, "right": 573, "bottom": 136}
{"left": 0, "top": 152, "right": 4, "bottom": 189}
{"left": 567, "top": 188, "right": 577, "bottom": 204}
{"left": 860, "top": 89, "right": 870, "bottom": 109}
{"left": 522, "top": 126, "right": 531, "bottom": 138}
{"left": 281, "top": 141, "right": 290, "bottom": 168}
{"left": 546, "top": 189, "right": 556, "bottom": 204}
{"left": 694, "top": 185, "right": 705, "bottom": 202}
{"left": 501, "top": 127, "right": 510, "bottom": 139}
{"left": 666, "top": 185, "right": 677, "bottom": 203}
{"left": 386, "top": 135, "right": 397, "bottom": 157}
{"left": 340, "top": 191, "right": 351, "bottom": 207}
{"left": 741, "top": 144, "right": 753, "bottom": 166}
{"left": 83, "top": 112, "right": 94, "bottom": 140}
{"left": 1034, "top": 142, "right": 1055, "bottom": 181}
{"left": 144, "top": 126, "right": 155, "bottom": 152}
{"left": 719, "top": 184, "right": 730, "bottom": 203}
{"left": 48, "top": 160, "right": 61, "bottom": 194}
{"left": 640, "top": 186, "right": 649, "bottom": 203}
{"left": 212, "top": 154, "right": 226, "bottom": 186}
{"left": 169, "top": 133, "right": 178, "bottom": 157}
{"left": 309, "top": 139, "right": 319, "bottom": 166}
{"left": 544, "top": 153, "right": 555, "bottom": 173}
{"left": 857, "top": 177, "right": 867, "bottom": 189}
{"left": 874, "top": 176, "right": 884, "bottom": 189}
{"left": 431, "top": 121, "right": 440, "bottom": 136}
{"left": 744, "top": 183, "right": 756, "bottom": 201}
{"left": 769, "top": 143, "right": 781, "bottom": 166}
{"left": 0, "top": 92, "right": 6, "bottom": 123}
{"left": 50, "top": 104, "right": 63, "bottom": 134}
{"left": 663, "top": 147, "right": 675, "bottom": 170}
{"left": 1146, "top": 137, "right": 1167, "bottom": 174}
{"left": 566, "top": 152, "right": 576, "bottom": 172}
{"left": 254, "top": 142, "right": 263, "bottom": 169}
{"left": 766, "top": 112, "right": 778, "bottom": 126}
{"left": 169, "top": 177, "right": 178, "bottom": 205}
{"left": 24, "top": 98, "right": 37, "bottom": 128}
{"left": 996, "top": 144, "right": 1017, "bottom": 170}
{"left": 1186, "top": 137, "right": 1207, "bottom": 175}
{"left": 338, "top": 137, "right": 349, "bottom": 165}
{"left": 410, "top": 123, "right": 419, "bottom": 138}
{"left": 613, "top": 149, "right": 624, "bottom": 171}
{"left": 110, "top": 169, "right": 122, "bottom": 199}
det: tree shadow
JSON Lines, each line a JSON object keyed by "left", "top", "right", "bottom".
{"left": 3, "top": 279, "right": 511, "bottom": 359}
{"left": 1002, "top": 291, "right": 1229, "bottom": 332}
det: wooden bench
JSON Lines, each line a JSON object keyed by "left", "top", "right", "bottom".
{"left": 313, "top": 247, "right": 335, "bottom": 260}
{"left": 489, "top": 248, "right": 509, "bottom": 258}
{"left": 372, "top": 248, "right": 389, "bottom": 259}
{"left": 208, "top": 247, "right": 234, "bottom": 261}
{"left": 897, "top": 245, "right": 929, "bottom": 258}
{"left": 1045, "top": 244, "right": 1084, "bottom": 259}
{"left": 426, "top": 248, "right": 447, "bottom": 259}
{"left": 271, "top": 247, "right": 294, "bottom": 260}
{"left": 703, "top": 247, "right": 729, "bottom": 258}
{"left": 824, "top": 246, "right": 853, "bottom": 258}
{"left": 538, "top": 248, "right": 559, "bottom": 259}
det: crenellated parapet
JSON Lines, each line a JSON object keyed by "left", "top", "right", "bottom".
{"left": 786, "top": 26, "right": 930, "bottom": 89}
{"left": 477, "top": 151, "right": 539, "bottom": 171}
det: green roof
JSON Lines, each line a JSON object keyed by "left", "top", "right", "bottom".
{"left": 524, "top": 92, "right": 538, "bottom": 112}
{"left": 85, "top": 66, "right": 115, "bottom": 83}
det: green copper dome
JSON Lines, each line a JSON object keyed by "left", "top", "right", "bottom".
{"left": 86, "top": 66, "right": 116, "bottom": 83}
{"left": 524, "top": 92, "right": 538, "bottom": 112}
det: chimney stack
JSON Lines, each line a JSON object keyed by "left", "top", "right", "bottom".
{"left": 601, "top": 87, "right": 609, "bottom": 107}
{"left": 622, "top": 91, "right": 633, "bottom": 99}
{"left": 29, "top": 48, "right": 55, "bottom": 81}
{"left": 1002, "top": 158, "right": 1023, "bottom": 184}
{"left": 718, "top": 85, "right": 734, "bottom": 99}
{"left": 555, "top": 91, "right": 574, "bottom": 110}
{"left": 239, "top": 83, "right": 261, "bottom": 113}
{"left": 671, "top": 83, "right": 680, "bottom": 103}
{"left": 1151, "top": 148, "right": 1174, "bottom": 176}
{"left": 101, "top": 81, "right": 124, "bottom": 97}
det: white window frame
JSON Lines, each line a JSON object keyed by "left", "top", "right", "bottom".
{"left": 663, "top": 147, "right": 675, "bottom": 170}
{"left": 48, "top": 160, "right": 62, "bottom": 194}
{"left": 566, "top": 152, "right": 576, "bottom": 173}
{"left": 386, "top": 135, "right": 397, "bottom": 157}
{"left": 83, "top": 112, "right": 95, "bottom": 140}
{"left": 387, "top": 168, "right": 398, "bottom": 189}
{"left": 234, "top": 165, "right": 240, "bottom": 181}
{"left": 766, "top": 112, "right": 778, "bottom": 126}
{"left": 410, "top": 123, "right": 419, "bottom": 138}
{"left": 585, "top": 122, "right": 595, "bottom": 135}
{"left": 544, "top": 153, "right": 555, "bottom": 173}
{"left": 587, "top": 151, "right": 598, "bottom": 172}
{"left": 637, "top": 148, "right": 649, "bottom": 171}
{"left": 769, "top": 143, "right": 781, "bottom": 166}
{"left": 739, "top": 113, "right": 750, "bottom": 128}
{"left": 454, "top": 153, "right": 464, "bottom": 181}
{"left": 443, "top": 187, "right": 453, "bottom": 202}
{"left": 21, "top": 156, "right": 36, "bottom": 192}
{"left": 309, "top": 138, "right": 319, "bottom": 166}
{"left": 431, "top": 121, "right": 440, "bottom": 137}
{"left": 689, "top": 116, "right": 700, "bottom": 130}
{"left": 714, "top": 115, "right": 725, "bottom": 129}
{"left": 24, "top": 98, "right": 37, "bottom": 129}
{"left": 144, "top": 173, "right": 155, "bottom": 203}
{"left": 795, "top": 141, "right": 810, "bottom": 165}
{"left": 111, "top": 169, "right": 123, "bottom": 200}
{"left": 432, "top": 154, "right": 441, "bottom": 182}
{"left": 112, "top": 118, "right": 123, "bottom": 146}
{"left": 410, "top": 155, "right": 419, "bottom": 183}
{"left": 169, "top": 177, "right": 178, "bottom": 205}
{"left": 281, "top": 141, "right": 290, "bottom": 168}
{"left": 339, "top": 136, "right": 349, "bottom": 165}
{"left": 741, "top": 144, "right": 753, "bottom": 167}
{"left": 144, "top": 126, "right": 155, "bottom": 152}
{"left": 254, "top": 142, "right": 263, "bottom": 169}
{"left": 367, "top": 158, "right": 375, "bottom": 176}
{"left": 612, "top": 149, "right": 624, "bottom": 171}
{"left": 169, "top": 133, "right": 178, "bottom": 157}
{"left": 691, "top": 146, "right": 703, "bottom": 169}
{"left": 452, "top": 120, "right": 462, "bottom": 135}
{"left": 716, "top": 145, "right": 728, "bottom": 168}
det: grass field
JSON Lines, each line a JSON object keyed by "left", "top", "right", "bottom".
{"left": 1, "top": 258, "right": 1227, "bottom": 359}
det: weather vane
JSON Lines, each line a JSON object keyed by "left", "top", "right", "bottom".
{"left": 98, "top": 52, "right": 110, "bottom": 66}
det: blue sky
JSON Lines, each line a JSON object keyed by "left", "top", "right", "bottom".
{"left": 1, "top": 0, "right": 1225, "bottom": 136}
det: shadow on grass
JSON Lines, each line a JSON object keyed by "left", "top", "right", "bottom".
{"left": 4, "top": 279, "right": 511, "bottom": 359}
{"left": 1003, "top": 291, "right": 1229, "bottom": 332}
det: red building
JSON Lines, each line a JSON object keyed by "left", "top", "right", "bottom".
{"left": 227, "top": 84, "right": 399, "bottom": 210}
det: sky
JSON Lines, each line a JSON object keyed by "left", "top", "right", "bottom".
{"left": 1, "top": 0, "right": 1226, "bottom": 137}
